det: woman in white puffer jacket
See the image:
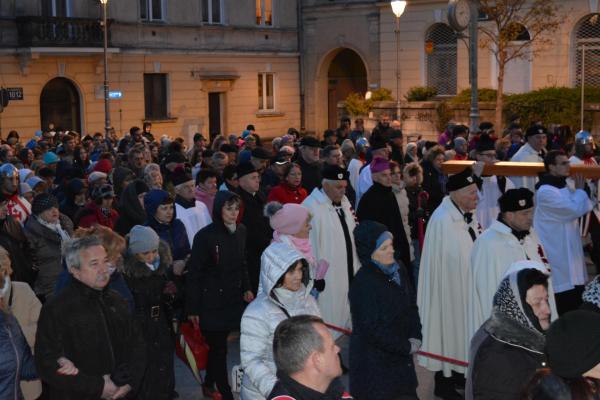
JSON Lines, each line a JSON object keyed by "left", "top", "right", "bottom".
{"left": 239, "top": 242, "right": 321, "bottom": 400}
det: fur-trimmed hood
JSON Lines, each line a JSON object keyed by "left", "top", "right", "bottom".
{"left": 484, "top": 309, "right": 545, "bottom": 354}
{"left": 122, "top": 240, "right": 172, "bottom": 279}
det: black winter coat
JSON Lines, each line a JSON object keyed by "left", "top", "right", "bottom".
{"left": 34, "top": 278, "right": 146, "bottom": 400}
{"left": 348, "top": 261, "right": 422, "bottom": 400}
{"left": 420, "top": 160, "right": 446, "bottom": 215}
{"left": 297, "top": 154, "right": 322, "bottom": 194}
{"left": 268, "top": 373, "right": 353, "bottom": 400}
{"left": 238, "top": 188, "right": 272, "bottom": 294}
{"left": 123, "top": 241, "right": 175, "bottom": 400}
{"left": 356, "top": 182, "right": 412, "bottom": 269}
{"left": 469, "top": 312, "right": 545, "bottom": 400}
{"left": 187, "top": 190, "right": 251, "bottom": 331}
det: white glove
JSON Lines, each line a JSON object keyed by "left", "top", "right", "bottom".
{"left": 409, "top": 338, "right": 422, "bottom": 355}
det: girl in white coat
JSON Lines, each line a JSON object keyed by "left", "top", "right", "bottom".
{"left": 240, "top": 242, "right": 321, "bottom": 400}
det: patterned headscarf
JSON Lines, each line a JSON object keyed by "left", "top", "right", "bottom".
{"left": 582, "top": 275, "right": 600, "bottom": 309}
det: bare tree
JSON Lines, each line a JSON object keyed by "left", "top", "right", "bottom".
{"left": 478, "top": 0, "right": 562, "bottom": 130}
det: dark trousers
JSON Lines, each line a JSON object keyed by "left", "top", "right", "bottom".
{"left": 204, "top": 330, "right": 233, "bottom": 400}
{"left": 555, "top": 286, "right": 585, "bottom": 316}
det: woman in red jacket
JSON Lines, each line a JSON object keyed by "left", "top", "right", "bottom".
{"left": 267, "top": 163, "right": 308, "bottom": 204}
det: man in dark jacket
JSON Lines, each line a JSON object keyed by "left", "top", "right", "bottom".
{"left": 296, "top": 136, "right": 322, "bottom": 193}
{"left": 356, "top": 157, "right": 412, "bottom": 272}
{"left": 35, "top": 235, "right": 146, "bottom": 400}
{"left": 268, "top": 315, "right": 353, "bottom": 400}
{"left": 237, "top": 162, "right": 272, "bottom": 293}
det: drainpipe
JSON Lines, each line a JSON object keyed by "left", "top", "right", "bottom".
{"left": 297, "top": 0, "right": 305, "bottom": 132}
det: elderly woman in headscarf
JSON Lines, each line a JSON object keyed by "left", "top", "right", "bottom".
{"left": 466, "top": 264, "right": 552, "bottom": 400}
{"left": 264, "top": 201, "right": 326, "bottom": 297}
{"left": 349, "top": 220, "right": 422, "bottom": 400}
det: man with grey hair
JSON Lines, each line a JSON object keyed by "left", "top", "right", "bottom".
{"left": 268, "top": 315, "right": 352, "bottom": 400}
{"left": 35, "top": 236, "right": 146, "bottom": 400}
{"left": 143, "top": 163, "right": 163, "bottom": 190}
{"left": 302, "top": 165, "right": 359, "bottom": 338}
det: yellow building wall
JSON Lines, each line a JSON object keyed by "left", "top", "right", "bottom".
{"left": 0, "top": 52, "right": 300, "bottom": 141}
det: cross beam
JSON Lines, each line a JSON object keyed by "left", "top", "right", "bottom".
{"left": 442, "top": 160, "right": 600, "bottom": 179}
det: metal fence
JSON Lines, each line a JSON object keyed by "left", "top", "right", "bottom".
{"left": 426, "top": 23, "right": 458, "bottom": 96}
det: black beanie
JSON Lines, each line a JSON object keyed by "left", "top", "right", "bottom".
{"left": 32, "top": 192, "right": 59, "bottom": 216}
{"left": 546, "top": 310, "right": 600, "bottom": 379}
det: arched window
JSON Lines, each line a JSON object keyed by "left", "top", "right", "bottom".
{"left": 503, "top": 23, "right": 531, "bottom": 94}
{"left": 575, "top": 14, "right": 600, "bottom": 87}
{"left": 425, "top": 23, "right": 457, "bottom": 96}
{"left": 40, "top": 77, "right": 81, "bottom": 133}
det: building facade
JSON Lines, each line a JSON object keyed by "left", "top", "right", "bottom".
{"left": 302, "top": 0, "right": 600, "bottom": 137}
{"left": 1, "top": 0, "right": 599, "bottom": 140}
{"left": 0, "top": 0, "right": 300, "bottom": 142}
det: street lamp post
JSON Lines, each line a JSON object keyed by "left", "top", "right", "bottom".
{"left": 100, "top": 0, "right": 110, "bottom": 140}
{"left": 391, "top": 1, "right": 407, "bottom": 127}
{"left": 468, "top": 0, "right": 480, "bottom": 133}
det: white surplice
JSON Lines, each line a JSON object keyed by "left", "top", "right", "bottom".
{"left": 467, "top": 220, "right": 558, "bottom": 345}
{"left": 475, "top": 176, "right": 514, "bottom": 230}
{"left": 417, "top": 196, "right": 479, "bottom": 376}
{"left": 509, "top": 143, "right": 544, "bottom": 192}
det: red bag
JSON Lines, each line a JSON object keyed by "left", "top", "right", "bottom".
{"left": 175, "top": 322, "right": 210, "bottom": 382}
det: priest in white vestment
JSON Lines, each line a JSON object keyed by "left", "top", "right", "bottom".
{"left": 302, "top": 165, "right": 359, "bottom": 337}
{"left": 534, "top": 151, "right": 593, "bottom": 314}
{"left": 473, "top": 134, "right": 514, "bottom": 229}
{"left": 509, "top": 125, "right": 548, "bottom": 192}
{"left": 171, "top": 169, "right": 212, "bottom": 244}
{"left": 468, "top": 188, "right": 558, "bottom": 345}
{"left": 417, "top": 166, "right": 480, "bottom": 398}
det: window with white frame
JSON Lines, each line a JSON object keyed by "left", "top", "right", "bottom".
{"left": 258, "top": 72, "right": 275, "bottom": 111}
{"left": 255, "top": 0, "right": 273, "bottom": 27}
{"left": 202, "top": 0, "right": 223, "bottom": 24}
{"left": 41, "top": 0, "right": 71, "bottom": 17}
{"left": 425, "top": 23, "right": 457, "bottom": 96}
{"left": 140, "top": 0, "right": 164, "bottom": 21}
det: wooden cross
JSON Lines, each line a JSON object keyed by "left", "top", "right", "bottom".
{"left": 442, "top": 160, "right": 600, "bottom": 179}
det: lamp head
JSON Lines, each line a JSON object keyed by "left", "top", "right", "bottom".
{"left": 99, "top": 0, "right": 108, "bottom": 4}
{"left": 391, "top": 0, "right": 407, "bottom": 18}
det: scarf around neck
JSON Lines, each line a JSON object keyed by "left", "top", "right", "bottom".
{"left": 273, "top": 232, "right": 315, "bottom": 265}
{"left": 36, "top": 215, "right": 70, "bottom": 242}
{"left": 372, "top": 260, "right": 401, "bottom": 286}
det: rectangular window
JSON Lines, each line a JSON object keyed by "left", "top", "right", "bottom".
{"left": 202, "top": 0, "right": 222, "bottom": 24}
{"left": 140, "top": 0, "right": 164, "bottom": 21}
{"left": 255, "top": 0, "right": 273, "bottom": 26}
{"left": 144, "top": 73, "right": 168, "bottom": 120}
{"left": 258, "top": 72, "right": 275, "bottom": 111}
{"left": 42, "top": 0, "right": 71, "bottom": 17}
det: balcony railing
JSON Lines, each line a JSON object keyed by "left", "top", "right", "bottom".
{"left": 16, "top": 16, "right": 110, "bottom": 47}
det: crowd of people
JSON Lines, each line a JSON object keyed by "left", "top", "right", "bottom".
{"left": 2, "top": 116, "right": 600, "bottom": 400}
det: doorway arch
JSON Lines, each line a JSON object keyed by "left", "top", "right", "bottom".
{"left": 325, "top": 48, "right": 368, "bottom": 129}
{"left": 40, "top": 77, "right": 81, "bottom": 132}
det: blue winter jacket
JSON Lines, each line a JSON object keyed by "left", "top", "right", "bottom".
{"left": 0, "top": 310, "right": 36, "bottom": 400}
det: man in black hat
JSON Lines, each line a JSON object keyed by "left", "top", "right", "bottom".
{"left": 509, "top": 124, "right": 548, "bottom": 191}
{"left": 172, "top": 166, "right": 211, "bottom": 246}
{"left": 474, "top": 134, "right": 515, "bottom": 229}
{"left": 416, "top": 167, "right": 480, "bottom": 400}
{"left": 469, "top": 187, "right": 557, "bottom": 340}
{"left": 260, "top": 152, "right": 290, "bottom": 198}
{"left": 237, "top": 161, "right": 272, "bottom": 293}
{"left": 302, "top": 165, "right": 359, "bottom": 338}
{"left": 297, "top": 135, "right": 322, "bottom": 193}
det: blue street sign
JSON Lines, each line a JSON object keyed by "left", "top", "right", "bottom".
{"left": 108, "top": 91, "right": 123, "bottom": 99}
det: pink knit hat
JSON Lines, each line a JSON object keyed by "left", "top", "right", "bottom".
{"left": 269, "top": 203, "right": 310, "bottom": 235}
{"left": 370, "top": 157, "right": 390, "bottom": 174}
